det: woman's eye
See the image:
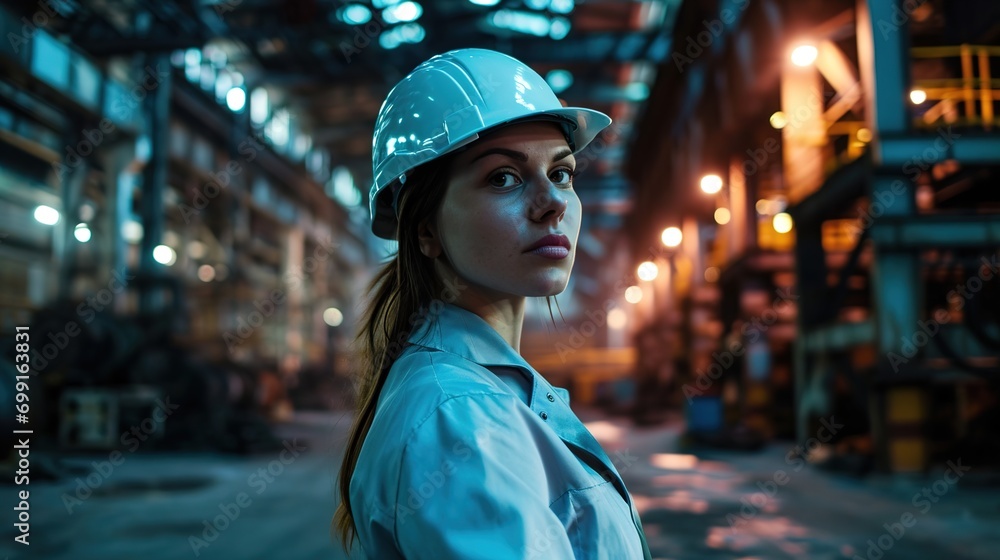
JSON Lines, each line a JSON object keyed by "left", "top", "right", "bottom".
{"left": 488, "top": 171, "right": 520, "bottom": 189}
{"left": 551, "top": 169, "right": 575, "bottom": 185}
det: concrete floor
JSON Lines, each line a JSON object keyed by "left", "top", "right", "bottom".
{"left": 2, "top": 409, "right": 998, "bottom": 560}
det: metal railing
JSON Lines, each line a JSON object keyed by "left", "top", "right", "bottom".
{"left": 911, "top": 44, "right": 1000, "bottom": 130}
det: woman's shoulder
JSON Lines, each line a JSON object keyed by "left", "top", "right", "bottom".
{"left": 386, "top": 345, "right": 509, "bottom": 401}
{"left": 361, "top": 348, "right": 523, "bottom": 460}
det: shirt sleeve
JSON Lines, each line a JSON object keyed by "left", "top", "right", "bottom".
{"left": 393, "top": 392, "right": 575, "bottom": 560}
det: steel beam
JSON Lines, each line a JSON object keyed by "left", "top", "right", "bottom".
{"left": 801, "top": 319, "right": 877, "bottom": 353}
{"left": 878, "top": 134, "right": 1000, "bottom": 167}
{"left": 870, "top": 214, "right": 1000, "bottom": 248}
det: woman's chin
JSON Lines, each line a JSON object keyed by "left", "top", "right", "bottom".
{"left": 522, "top": 272, "right": 571, "bottom": 297}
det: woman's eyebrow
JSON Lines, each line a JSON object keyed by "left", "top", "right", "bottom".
{"left": 471, "top": 147, "right": 527, "bottom": 163}
{"left": 470, "top": 147, "right": 575, "bottom": 163}
{"left": 551, "top": 148, "right": 573, "bottom": 163}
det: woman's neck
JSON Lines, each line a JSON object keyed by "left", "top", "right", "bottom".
{"left": 434, "top": 262, "right": 526, "bottom": 352}
{"left": 470, "top": 298, "right": 525, "bottom": 353}
{"left": 451, "top": 290, "right": 525, "bottom": 353}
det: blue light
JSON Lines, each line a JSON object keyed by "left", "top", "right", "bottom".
{"left": 383, "top": 1, "right": 422, "bottom": 24}
{"left": 490, "top": 10, "right": 551, "bottom": 37}
{"left": 546, "top": 69, "right": 573, "bottom": 93}
{"left": 549, "top": 0, "right": 574, "bottom": 14}
{"left": 549, "top": 17, "right": 571, "bottom": 40}
{"left": 339, "top": 4, "right": 372, "bottom": 25}
{"left": 624, "top": 82, "right": 649, "bottom": 101}
{"left": 226, "top": 87, "right": 246, "bottom": 112}
{"left": 379, "top": 23, "right": 425, "bottom": 49}
{"left": 399, "top": 23, "right": 426, "bottom": 42}
{"left": 379, "top": 33, "right": 401, "bottom": 50}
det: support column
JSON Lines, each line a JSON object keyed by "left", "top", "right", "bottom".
{"left": 138, "top": 53, "right": 171, "bottom": 316}
{"left": 793, "top": 217, "right": 827, "bottom": 443}
{"left": 857, "top": 0, "right": 924, "bottom": 472}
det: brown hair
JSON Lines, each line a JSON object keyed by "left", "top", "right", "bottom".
{"left": 332, "top": 156, "right": 453, "bottom": 551}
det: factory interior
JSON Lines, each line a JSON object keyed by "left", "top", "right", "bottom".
{"left": 0, "top": 0, "right": 998, "bottom": 558}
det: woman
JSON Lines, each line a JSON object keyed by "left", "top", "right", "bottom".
{"left": 333, "top": 48, "right": 652, "bottom": 559}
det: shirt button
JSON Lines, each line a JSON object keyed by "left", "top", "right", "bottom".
{"left": 546, "top": 392, "right": 555, "bottom": 402}
{"left": 539, "top": 411, "right": 548, "bottom": 420}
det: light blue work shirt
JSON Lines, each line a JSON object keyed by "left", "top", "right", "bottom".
{"left": 350, "top": 302, "right": 652, "bottom": 559}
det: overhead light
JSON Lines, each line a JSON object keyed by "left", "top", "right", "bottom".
{"left": 756, "top": 197, "right": 787, "bottom": 215}
{"left": 624, "top": 286, "right": 643, "bottom": 304}
{"left": 549, "top": 16, "right": 571, "bottom": 40}
{"left": 331, "top": 166, "right": 361, "bottom": 207}
{"left": 700, "top": 174, "right": 723, "bottom": 194}
{"left": 184, "top": 49, "right": 201, "bottom": 67}
{"left": 546, "top": 69, "right": 573, "bottom": 93}
{"left": 197, "top": 264, "right": 216, "bottom": 282}
{"left": 623, "top": 82, "right": 648, "bottom": 101}
{"left": 339, "top": 4, "right": 372, "bottom": 25}
{"left": 33, "top": 205, "right": 59, "bottom": 225}
{"left": 398, "top": 22, "right": 425, "bottom": 42}
{"left": 74, "top": 223, "right": 91, "bottom": 242}
{"left": 773, "top": 212, "right": 794, "bottom": 233}
{"left": 769, "top": 111, "right": 788, "bottom": 129}
{"left": 207, "top": 45, "right": 227, "bottom": 68}
{"left": 323, "top": 307, "right": 344, "bottom": 327}
{"left": 661, "top": 226, "right": 683, "bottom": 248}
{"left": 909, "top": 89, "right": 927, "bottom": 104}
{"left": 379, "top": 33, "right": 400, "bottom": 50}
{"left": 383, "top": 1, "right": 422, "bottom": 24}
{"left": 199, "top": 64, "right": 216, "bottom": 92}
{"left": 226, "top": 87, "right": 246, "bottom": 112}
{"left": 714, "top": 208, "right": 731, "bottom": 225}
{"left": 153, "top": 245, "right": 177, "bottom": 266}
{"left": 188, "top": 240, "right": 207, "bottom": 259}
{"left": 372, "top": 0, "right": 402, "bottom": 8}
{"left": 525, "top": 0, "right": 548, "bottom": 8}
{"left": 379, "top": 23, "right": 425, "bottom": 49}
{"left": 170, "top": 50, "right": 185, "bottom": 67}
{"left": 549, "top": 0, "right": 574, "bottom": 14}
{"left": 489, "top": 10, "right": 553, "bottom": 38}
{"left": 637, "top": 261, "right": 658, "bottom": 281}
{"left": 250, "top": 88, "right": 269, "bottom": 125}
{"left": 184, "top": 48, "right": 201, "bottom": 82}
{"left": 163, "top": 230, "right": 181, "bottom": 248}
{"left": 791, "top": 44, "right": 818, "bottom": 67}
{"left": 122, "top": 219, "right": 143, "bottom": 243}
{"left": 468, "top": 0, "right": 500, "bottom": 5}
{"left": 215, "top": 72, "right": 233, "bottom": 102}
{"left": 607, "top": 307, "right": 627, "bottom": 330}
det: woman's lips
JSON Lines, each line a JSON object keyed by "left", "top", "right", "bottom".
{"left": 527, "top": 246, "right": 570, "bottom": 259}
{"left": 524, "top": 234, "right": 571, "bottom": 255}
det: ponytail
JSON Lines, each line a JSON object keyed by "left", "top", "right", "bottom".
{"left": 332, "top": 159, "right": 452, "bottom": 551}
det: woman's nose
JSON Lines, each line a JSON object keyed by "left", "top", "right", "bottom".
{"left": 529, "top": 180, "right": 569, "bottom": 224}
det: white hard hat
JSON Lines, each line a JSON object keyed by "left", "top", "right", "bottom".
{"left": 369, "top": 48, "right": 612, "bottom": 239}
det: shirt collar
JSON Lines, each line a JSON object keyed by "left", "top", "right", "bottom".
{"left": 407, "top": 302, "right": 535, "bottom": 372}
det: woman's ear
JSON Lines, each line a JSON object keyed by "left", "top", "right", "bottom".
{"left": 417, "top": 218, "right": 442, "bottom": 259}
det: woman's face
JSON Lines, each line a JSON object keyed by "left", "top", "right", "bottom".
{"left": 419, "top": 121, "right": 582, "bottom": 299}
